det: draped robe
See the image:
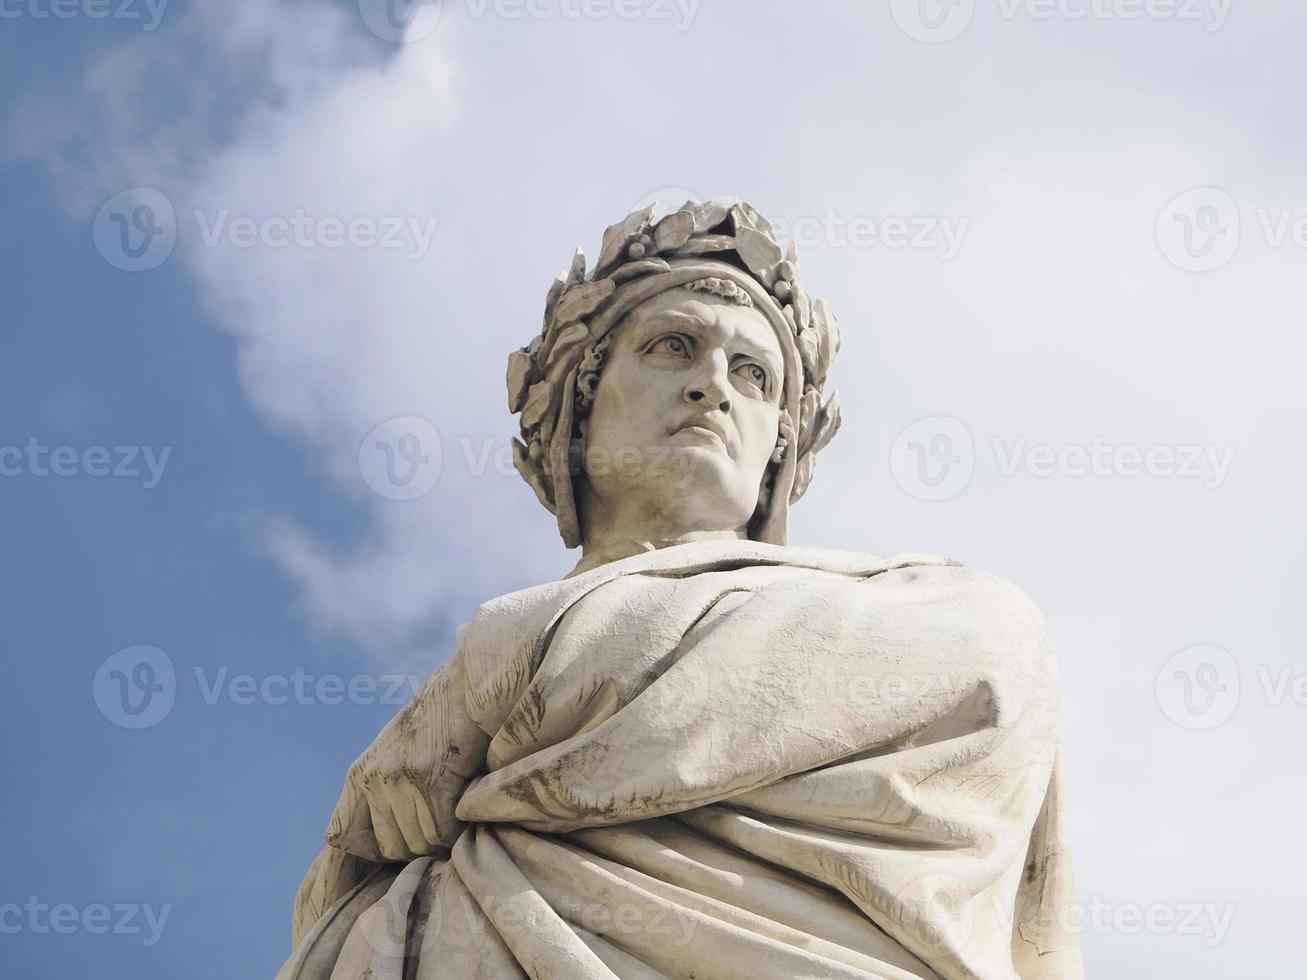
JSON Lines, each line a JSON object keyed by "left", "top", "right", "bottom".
{"left": 277, "top": 541, "right": 1082, "bottom": 980}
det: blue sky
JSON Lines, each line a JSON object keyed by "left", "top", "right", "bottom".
{"left": 2, "top": 1, "right": 1305, "bottom": 976}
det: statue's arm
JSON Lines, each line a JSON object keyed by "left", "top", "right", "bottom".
{"left": 290, "top": 649, "right": 491, "bottom": 944}
{"left": 289, "top": 845, "right": 384, "bottom": 949}
{"left": 326, "top": 649, "right": 491, "bottom": 861}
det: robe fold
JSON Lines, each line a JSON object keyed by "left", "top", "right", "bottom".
{"left": 278, "top": 540, "right": 1082, "bottom": 980}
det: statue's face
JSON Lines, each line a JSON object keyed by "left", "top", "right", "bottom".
{"left": 578, "top": 288, "right": 784, "bottom": 539}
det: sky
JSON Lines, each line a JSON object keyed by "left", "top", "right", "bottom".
{"left": 1, "top": 0, "right": 1304, "bottom": 976}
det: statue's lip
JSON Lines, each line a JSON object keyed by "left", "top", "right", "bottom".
{"left": 673, "top": 416, "right": 732, "bottom": 451}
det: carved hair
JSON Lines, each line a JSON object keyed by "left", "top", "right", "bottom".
{"left": 683, "top": 276, "right": 754, "bottom": 308}
{"left": 574, "top": 331, "right": 616, "bottom": 414}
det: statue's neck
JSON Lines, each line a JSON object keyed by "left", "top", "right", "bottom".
{"left": 569, "top": 529, "right": 747, "bottom": 578}
{"left": 572, "top": 480, "right": 752, "bottom": 577}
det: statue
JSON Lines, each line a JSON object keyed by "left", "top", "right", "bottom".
{"left": 277, "top": 198, "right": 1082, "bottom": 979}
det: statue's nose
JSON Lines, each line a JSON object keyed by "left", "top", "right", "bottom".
{"left": 684, "top": 352, "right": 732, "bottom": 413}
{"left": 685, "top": 388, "right": 731, "bottom": 413}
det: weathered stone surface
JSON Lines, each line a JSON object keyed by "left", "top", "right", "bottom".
{"left": 281, "top": 198, "right": 1081, "bottom": 980}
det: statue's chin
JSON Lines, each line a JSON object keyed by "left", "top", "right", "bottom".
{"left": 652, "top": 467, "right": 758, "bottom": 534}
{"left": 581, "top": 442, "right": 758, "bottom": 536}
{"left": 657, "top": 445, "right": 729, "bottom": 491}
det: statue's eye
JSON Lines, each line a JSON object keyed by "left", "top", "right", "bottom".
{"left": 649, "top": 334, "right": 693, "bottom": 358}
{"left": 734, "top": 362, "right": 768, "bottom": 392}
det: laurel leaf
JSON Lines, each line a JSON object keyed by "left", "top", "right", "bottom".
{"left": 799, "top": 387, "right": 819, "bottom": 440}
{"left": 595, "top": 205, "right": 656, "bottom": 276}
{"left": 809, "top": 392, "right": 842, "bottom": 456}
{"left": 521, "top": 380, "right": 555, "bottom": 431}
{"left": 611, "top": 258, "right": 671, "bottom": 283}
{"left": 549, "top": 279, "right": 614, "bottom": 329}
{"left": 512, "top": 438, "right": 554, "bottom": 511}
{"left": 798, "top": 329, "right": 820, "bottom": 386}
{"left": 730, "top": 201, "right": 778, "bottom": 240}
{"left": 675, "top": 234, "right": 734, "bottom": 256}
{"left": 506, "top": 349, "right": 533, "bottom": 413}
{"left": 789, "top": 452, "right": 815, "bottom": 504}
{"left": 678, "top": 198, "right": 732, "bottom": 233}
{"left": 734, "top": 225, "right": 783, "bottom": 282}
{"left": 791, "top": 283, "right": 812, "bottom": 333}
{"left": 824, "top": 300, "right": 842, "bottom": 356}
{"left": 544, "top": 275, "right": 567, "bottom": 326}
{"left": 540, "top": 322, "right": 591, "bottom": 378}
{"left": 653, "top": 209, "right": 695, "bottom": 253}
{"left": 567, "top": 247, "right": 586, "bottom": 284}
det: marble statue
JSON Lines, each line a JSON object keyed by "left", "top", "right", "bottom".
{"left": 277, "top": 198, "right": 1082, "bottom": 979}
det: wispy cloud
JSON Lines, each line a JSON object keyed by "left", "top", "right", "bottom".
{"left": 12, "top": 4, "right": 1305, "bottom": 696}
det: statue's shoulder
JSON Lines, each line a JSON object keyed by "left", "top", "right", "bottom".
{"left": 462, "top": 541, "right": 1047, "bottom": 643}
{"left": 767, "top": 544, "right": 1052, "bottom": 643}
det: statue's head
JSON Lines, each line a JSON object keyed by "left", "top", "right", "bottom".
{"left": 507, "top": 197, "right": 842, "bottom": 551}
